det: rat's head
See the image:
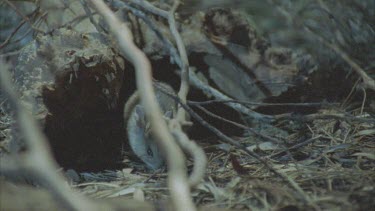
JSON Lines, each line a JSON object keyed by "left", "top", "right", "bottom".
{"left": 127, "top": 105, "right": 165, "bottom": 170}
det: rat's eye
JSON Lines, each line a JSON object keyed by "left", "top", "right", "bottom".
{"left": 147, "top": 147, "right": 153, "bottom": 157}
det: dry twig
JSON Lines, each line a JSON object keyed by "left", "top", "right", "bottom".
{"left": 0, "top": 19, "right": 26, "bottom": 49}
{"left": 156, "top": 86, "right": 313, "bottom": 203}
{"left": 0, "top": 60, "right": 100, "bottom": 211}
{"left": 3, "top": 0, "right": 44, "bottom": 33}
{"left": 123, "top": 0, "right": 207, "bottom": 189}
{"left": 88, "top": 0, "right": 196, "bottom": 210}
{"left": 127, "top": 0, "right": 271, "bottom": 122}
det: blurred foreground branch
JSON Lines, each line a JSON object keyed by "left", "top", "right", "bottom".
{"left": 88, "top": 0, "right": 196, "bottom": 210}
{"left": 0, "top": 60, "right": 99, "bottom": 211}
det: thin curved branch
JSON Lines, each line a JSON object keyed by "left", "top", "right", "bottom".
{"left": 123, "top": 0, "right": 272, "bottom": 122}
{"left": 156, "top": 86, "right": 312, "bottom": 203}
{"left": 88, "top": 1, "right": 196, "bottom": 210}
{"left": 154, "top": 83, "right": 207, "bottom": 188}
{"left": 123, "top": 0, "right": 207, "bottom": 188}
{"left": 0, "top": 60, "right": 100, "bottom": 211}
{"left": 167, "top": 0, "right": 190, "bottom": 121}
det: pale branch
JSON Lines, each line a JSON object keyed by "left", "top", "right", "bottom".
{"left": 112, "top": 1, "right": 183, "bottom": 67}
{"left": 128, "top": 0, "right": 189, "bottom": 120}
{"left": 157, "top": 87, "right": 280, "bottom": 174}
{"left": 159, "top": 88, "right": 311, "bottom": 203}
{"left": 170, "top": 120, "right": 207, "bottom": 187}
{"left": 154, "top": 82, "right": 207, "bottom": 188}
{"left": 119, "top": 0, "right": 272, "bottom": 122}
{"left": 166, "top": 0, "right": 190, "bottom": 121}
{"left": 119, "top": 1, "right": 207, "bottom": 189}
{"left": 88, "top": 0, "right": 196, "bottom": 210}
{"left": 0, "top": 60, "right": 100, "bottom": 211}
{"left": 165, "top": 0, "right": 206, "bottom": 188}
{"left": 122, "top": 1, "right": 207, "bottom": 186}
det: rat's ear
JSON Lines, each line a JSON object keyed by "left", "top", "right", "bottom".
{"left": 164, "top": 110, "right": 173, "bottom": 119}
{"left": 135, "top": 105, "right": 146, "bottom": 126}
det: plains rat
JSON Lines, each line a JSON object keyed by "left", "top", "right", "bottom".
{"left": 124, "top": 82, "right": 176, "bottom": 170}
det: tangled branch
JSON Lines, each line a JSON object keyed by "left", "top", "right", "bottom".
{"left": 89, "top": 0, "right": 196, "bottom": 210}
